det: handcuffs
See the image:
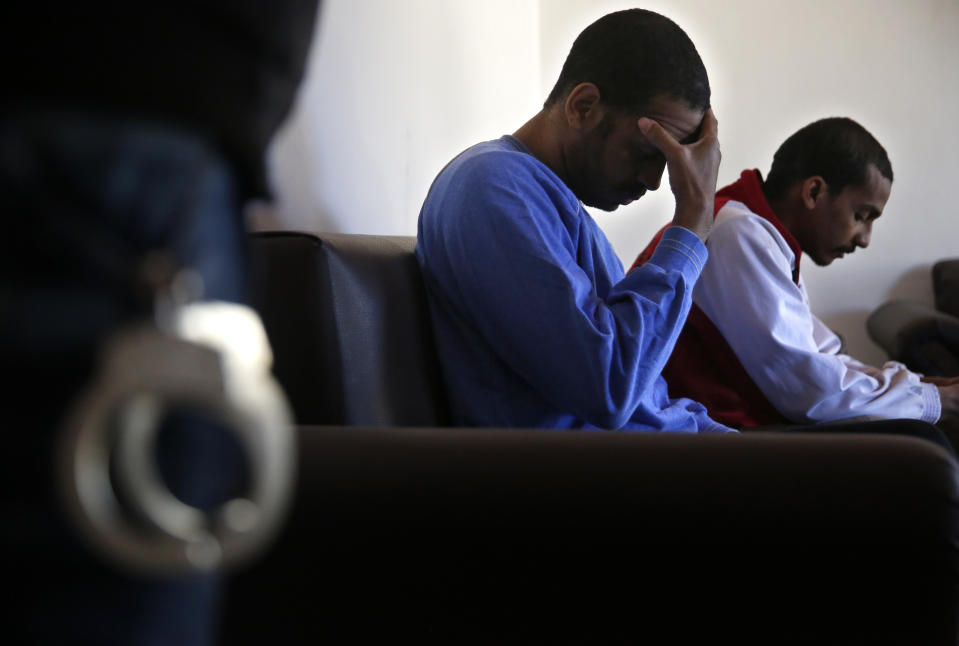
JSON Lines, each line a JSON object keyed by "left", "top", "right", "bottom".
{"left": 58, "top": 255, "right": 295, "bottom": 574}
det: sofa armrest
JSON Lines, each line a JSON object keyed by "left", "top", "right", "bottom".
{"left": 222, "top": 426, "right": 959, "bottom": 643}
{"left": 867, "top": 299, "right": 959, "bottom": 375}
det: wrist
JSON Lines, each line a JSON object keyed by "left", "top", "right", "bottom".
{"left": 938, "top": 385, "right": 959, "bottom": 416}
{"left": 672, "top": 203, "right": 712, "bottom": 241}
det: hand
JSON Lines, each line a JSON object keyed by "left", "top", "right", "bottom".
{"left": 937, "top": 383, "right": 959, "bottom": 417}
{"left": 922, "top": 375, "right": 959, "bottom": 386}
{"left": 638, "top": 108, "right": 720, "bottom": 241}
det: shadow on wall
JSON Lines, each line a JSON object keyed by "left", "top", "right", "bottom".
{"left": 884, "top": 263, "right": 935, "bottom": 305}
{"left": 817, "top": 310, "right": 883, "bottom": 367}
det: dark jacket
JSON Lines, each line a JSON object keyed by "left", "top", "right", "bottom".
{"left": 1, "top": 1, "right": 320, "bottom": 198}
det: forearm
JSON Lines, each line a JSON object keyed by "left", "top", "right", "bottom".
{"left": 805, "top": 362, "right": 939, "bottom": 423}
{"left": 525, "top": 227, "right": 704, "bottom": 427}
{"left": 704, "top": 292, "right": 938, "bottom": 421}
{"left": 696, "top": 216, "right": 936, "bottom": 423}
{"left": 640, "top": 109, "right": 720, "bottom": 243}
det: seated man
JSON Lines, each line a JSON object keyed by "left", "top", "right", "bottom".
{"left": 632, "top": 117, "right": 959, "bottom": 428}
{"left": 416, "top": 9, "right": 732, "bottom": 432}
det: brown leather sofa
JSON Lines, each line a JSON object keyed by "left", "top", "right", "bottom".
{"left": 219, "top": 231, "right": 959, "bottom": 644}
{"left": 868, "top": 259, "right": 959, "bottom": 377}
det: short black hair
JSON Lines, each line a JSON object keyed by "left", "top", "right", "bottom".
{"left": 544, "top": 9, "right": 710, "bottom": 114}
{"left": 764, "top": 117, "right": 893, "bottom": 200}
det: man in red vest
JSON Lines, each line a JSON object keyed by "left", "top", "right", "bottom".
{"left": 632, "top": 117, "right": 959, "bottom": 429}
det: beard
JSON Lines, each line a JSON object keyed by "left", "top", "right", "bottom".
{"left": 563, "top": 120, "right": 622, "bottom": 211}
{"left": 562, "top": 114, "right": 647, "bottom": 212}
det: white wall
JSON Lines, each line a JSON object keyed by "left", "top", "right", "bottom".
{"left": 268, "top": 0, "right": 541, "bottom": 236}
{"left": 269, "top": 0, "right": 959, "bottom": 366}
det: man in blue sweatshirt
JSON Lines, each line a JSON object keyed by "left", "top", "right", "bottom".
{"left": 416, "top": 9, "right": 730, "bottom": 432}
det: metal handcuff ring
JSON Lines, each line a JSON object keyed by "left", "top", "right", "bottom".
{"left": 58, "top": 291, "right": 295, "bottom": 574}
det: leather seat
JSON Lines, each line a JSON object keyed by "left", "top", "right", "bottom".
{"left": 220, "top": 231, "right": 959, "bottom": 644}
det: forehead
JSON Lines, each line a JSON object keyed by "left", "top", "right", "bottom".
{"left": 843, "top": 164, "right": 892, "bottom": 206}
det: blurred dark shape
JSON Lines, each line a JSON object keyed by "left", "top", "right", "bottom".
{"left": 0, "top": 2, "right": 319, "bottom": 644}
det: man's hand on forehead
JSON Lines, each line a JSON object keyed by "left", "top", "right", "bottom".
{"left": 681, "top": 111, "right": 711, "bottom": 146}
{"left": 637, "top": 108, "right": 716, "bottom": 150}
{"left": 637, "top": 108, "right": 721, "bottom": 241}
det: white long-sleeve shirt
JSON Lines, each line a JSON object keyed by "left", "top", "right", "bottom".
{"left": 691, "top": 191, "right": 940, "bottom": 425}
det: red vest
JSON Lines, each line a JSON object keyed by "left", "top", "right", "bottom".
{"left": 631, "top": 170, "right": 802, "bottom": 428}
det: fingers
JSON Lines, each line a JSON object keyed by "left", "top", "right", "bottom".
{"left": 638, "top": 117, "right": 682, "bottom": 159}
{"left": 639, "top": 107, "right": 719, "bottom": 155}
{"left": 922, "top": 376, "right": 955, "bottom": 385}
{"left": 925, "top": 376, "right": 959, "bottom": 386}
{"left": 699, "top": 108, "right": 718, "bottom": 141}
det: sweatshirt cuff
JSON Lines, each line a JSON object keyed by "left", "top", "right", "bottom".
{"left": 699, "top": 418, "right": 739, "bottom": 434}
{"left": 920, "top": 381, "right": 942, "bottom": 423}
{"left": 646, "top": 226, "right": 708, "bottom": 282}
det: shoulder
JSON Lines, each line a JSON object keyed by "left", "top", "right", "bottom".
{"left": 444, "top": 139, "right": 554, "bottom": 186}
{"left": 711, "top": 200, "right": 794, "bottom": 261}
{"left": 426, "top": 138, "right": 578, "bottom": 220}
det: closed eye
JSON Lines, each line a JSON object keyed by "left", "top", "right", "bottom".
{"left": 632, "top": 146, "right": 664, "bottom": 163}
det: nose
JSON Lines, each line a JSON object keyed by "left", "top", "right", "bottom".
{"left": 855, "top": 222, "right": 873, "bottom": 248}
{"left": 637, "top": 158, "right": 667, "bottom": 192}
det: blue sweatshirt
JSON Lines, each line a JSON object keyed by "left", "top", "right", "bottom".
{"left": 416, "top": 135, "right": 733, "bottom": 433}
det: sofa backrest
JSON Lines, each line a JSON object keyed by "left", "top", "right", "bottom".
{"left": 249, "top": 231, "right": 451, "bottom": 426}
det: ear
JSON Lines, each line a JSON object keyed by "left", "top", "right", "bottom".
{"left": 563, "top": 82, "right": 605, "bottom": 132}
{"left": 799, "top": 176, "right": 828, "bottom": 210}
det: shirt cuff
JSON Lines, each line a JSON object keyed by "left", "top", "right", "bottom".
{"left": 646, "top": 226, "right": 708, "bottom": 281}
{"left": 920, "top": 381, "right": 942, "bottom": 423}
